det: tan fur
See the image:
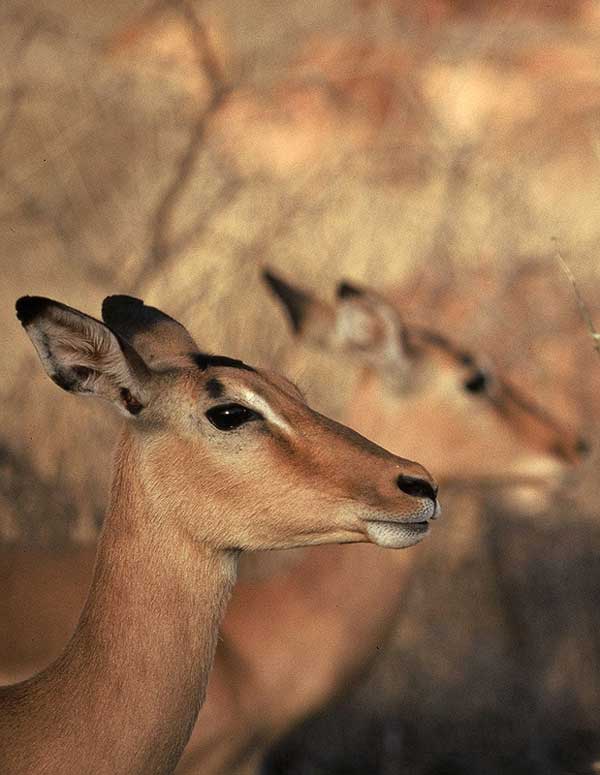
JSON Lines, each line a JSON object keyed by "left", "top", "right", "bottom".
{"left": 169, "top": 269, "right": 592, "bottom": 775}
{"left": 2, "top": 278, "right": 587, "bottom": 775}
{"left": 1, "top": 296, "right": 436, "bottom": 775}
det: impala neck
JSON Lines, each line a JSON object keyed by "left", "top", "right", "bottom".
{"left": 0, "top": 430, "right": 238, "bottom": 775}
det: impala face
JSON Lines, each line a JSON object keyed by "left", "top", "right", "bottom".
{"left": 263, "top": 269, "right": 589, "bottom": 485}
{"left": 16, "top": 295, "right": 440, "bottom": 553}
{"left": 141, "top": 359, "right": 440, "bottom": 550}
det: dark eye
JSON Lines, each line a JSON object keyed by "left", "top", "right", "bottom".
{"left": 205, "top": 403, "right": 261, "bottom": 431}
{"left": 463, "top": 370, "right": 489, "bottom": 394}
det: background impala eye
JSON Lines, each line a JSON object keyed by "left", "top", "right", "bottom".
{"left": 205, "top": 403, "right": 261, "bottom": 431}
{"left": 463, "top": 370, "right": 489, "bottom": 394}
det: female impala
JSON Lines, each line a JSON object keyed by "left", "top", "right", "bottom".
{"left": 0, "top": 295, "right": 438, "bottom": 775}
{"left": 263, "top": 268, "right": 588, "bottom": 483}
{"left": 163, "top": 269, "right": 588, "bottom": 775}
{"left": 1, "top": 281, "right": 585, "bottom": 775}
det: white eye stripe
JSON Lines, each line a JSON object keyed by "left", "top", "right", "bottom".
{"left": 239, "top": 388, "right": 292, "bottom": 433}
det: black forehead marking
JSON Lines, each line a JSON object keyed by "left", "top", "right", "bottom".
{"left": 205, "top": 377, "right": 225, "bottom": 399}
{"left": 193, "top": 352, "right": 256, "bottom": 373}
{"left": 417, "top": 328, "right": 475, "bottom": 366}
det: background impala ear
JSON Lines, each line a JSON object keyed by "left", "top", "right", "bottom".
{"left": 263, "top": 269, "right": 411, "bottom": 368}
{"left": 262, "top": 269, "right": 315, "bottom": 334}
{"left": 334, "top": 280, "right": 381, "bottom": 350}
{"left": 262, "top": 267, "right": 339, "bottom": 351}
{"left": 333, "top": 280, "right": 410, "bottom": 360}
{"left": 102, "top": 295, "right": 199, "bottom": 368}
{"left": 336, "top": 281, "right": 365, "bottom": 300}
{"left": 16, "top": 296, "right": 150, "bottom": 416}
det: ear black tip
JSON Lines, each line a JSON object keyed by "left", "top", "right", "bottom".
{"left": 336, "top": 281, "right": 364, "bottom": 300}
{"left": 102, "top": 295, "right": 144, "bottom": 319}
{"left": 261, "top": 269, "right": 311, "bottom": 334}
{"left": 16, "top": 296, "right": 51, "bottom": 326}
{"left": 261, "top": 268, "right": 298, "bottom": 299}
{"left": 262, "top": 268, "right": 281, "bottom": 291}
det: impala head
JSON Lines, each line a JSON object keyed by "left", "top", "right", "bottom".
{"left": 16, "top": 295, "right": 440, "bottom": 551}
{"left": 263, "top": 269, "right": 588, "bottom": 492}
{"left": 263, "top": 269, "right": 411, "bottom": 387}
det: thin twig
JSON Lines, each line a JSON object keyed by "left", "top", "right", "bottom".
{"left": 134, "top": 0, "right": 235, "bottom": 290}
{"left": 553, "top": 239, "right": 600, "bottom": 361}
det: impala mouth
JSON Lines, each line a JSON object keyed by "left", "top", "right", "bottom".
{"left": 364, "top": 496, "right": 441, "bottom": 549}
{"left": 366, "top": 519, "right": 431, "bottom": 549}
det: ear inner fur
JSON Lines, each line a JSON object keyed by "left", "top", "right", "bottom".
{"left": 16, "top": 296, "right": 150, "bottom": 411}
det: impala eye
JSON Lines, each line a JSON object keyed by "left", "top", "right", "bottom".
{"left": 463, "top": 369, "right": 489, "bottom": 394}
{"left": 205, "top": 403, "right": 261, "bottom": 431}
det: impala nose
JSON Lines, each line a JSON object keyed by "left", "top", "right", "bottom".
{"left": 397, "top": 474, "right": 438, "bottom": 502}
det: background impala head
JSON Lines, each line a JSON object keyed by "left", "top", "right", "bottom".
{"left": 263, "top": 269, "right": 588, "bottom": 492}
{"left": 264, "top": 270, "right": 413, "bottom": 387}
{"left": 16, "top": 295, "right": 439, "bottom": 551}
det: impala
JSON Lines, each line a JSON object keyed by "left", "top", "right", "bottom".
{"left": 263, "top": 269, "right": 587, "bottom": 483}
{"left": 0, "top": 279, "right": 586, "bottom": 775}
{"left": 0, "top": 294, "right": 438, "bottom": 775}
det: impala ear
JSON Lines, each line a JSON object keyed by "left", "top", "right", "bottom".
{"left": 102, "top": 295, "right": 199, "bottom": 368}
{"left": 16, "top": 296, "right": 150, "bottom": 416}
{"left": 262, "top": 267, "right": 338, "bottom": 348}
{"left": 262, "top": 269, "right": 314, "bottom": 334}
{"left": 336, "top": 281, "right": 364, "bottom": 300}
{"left": 333, "top": 280, "right": 410, "bottom": 361}
{"left": 334, "top": 280, "right": 380, "bottom": 350}
{"left": 264, "top": 269, "right": 410, "bottom": 366}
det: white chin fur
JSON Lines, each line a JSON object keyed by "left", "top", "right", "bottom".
{"left": 366, "top": 521, "right": 430, "bottom": 549}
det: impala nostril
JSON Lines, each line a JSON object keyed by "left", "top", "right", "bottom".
{"left": 397, "top": 474, "right": 437, "bottom": 502}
